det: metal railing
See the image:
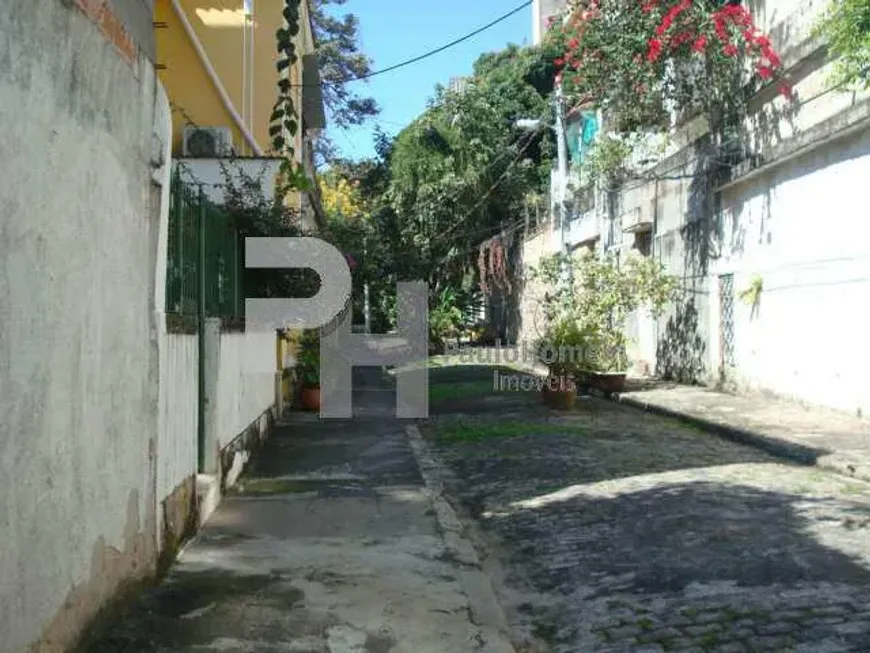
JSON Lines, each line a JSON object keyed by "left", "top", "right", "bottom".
{"left": 166, "top": 172, "right": 242, "bottom": 318}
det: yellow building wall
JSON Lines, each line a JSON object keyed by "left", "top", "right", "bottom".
{"left": 155, "top": 0, "right": 311, "bottom": 160}
{"left": 155, "top": 0, "right": 247, "bottom": 155}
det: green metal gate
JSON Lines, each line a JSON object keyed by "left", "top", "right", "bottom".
{"left": 166, "top": 171, "right": 242, "bottom": 471}
{"left": 166, "top": 173, "right": 242, "bottom": 320}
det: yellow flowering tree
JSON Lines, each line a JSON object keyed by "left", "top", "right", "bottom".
{"left": 320, "top": 171, "right": 366, "bottom": 220}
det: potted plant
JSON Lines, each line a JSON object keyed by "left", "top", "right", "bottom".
{"left": 577, "top": 328, "right": 631, "bottom": 396}
{"left": 529, "top": 249, "right": 678, "bottom": 398}
{"left": 537, "top": 316, "right": 585, "bottom": 410}
{"left": 572, "top": 251, "right": 677, "bottom": 395}
{"left": 296, "top": 329, "right": 320, "bottom": 411}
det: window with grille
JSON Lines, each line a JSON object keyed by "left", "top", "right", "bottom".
{"left": 719, "top": 274, "right": 735, "bottom": 368}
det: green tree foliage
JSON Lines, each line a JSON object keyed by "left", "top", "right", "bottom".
{"left": 318, "top": 44, "right": 556, "bottom": 334}
{"left": 217, "top": 161, "right": 320, "bottom": 301}
{"left": 529, "top": 250, "right": 678, "bottom": 372}
{"left": 815, "top": 0, "right": 870, "bottom": 89}
{"left": 386, "top": 44, "right": 556, "bottom": 290}
{"left": 312, "top": 0, "right": 379, "bottom": 126}
{"left": 318, "top": 148, "right": 399, "bottom": 332}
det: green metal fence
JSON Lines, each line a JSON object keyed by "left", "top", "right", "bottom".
{"left": 166, "top": 173, "right": 242, "bottom": 318}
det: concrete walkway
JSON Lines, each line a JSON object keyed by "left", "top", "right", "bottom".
{"left": 77, "top": 369, "right": 514, "bottom": 653}
{"left": 618, "top": 383, "right": 870, "bottom": 482}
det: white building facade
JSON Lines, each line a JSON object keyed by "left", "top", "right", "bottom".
{"left": 519, "top": 0, "right": 870, "bottom": 418}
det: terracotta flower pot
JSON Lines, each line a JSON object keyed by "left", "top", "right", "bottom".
{"left": 300, "top": 385, "right": 321, "bottom": 412}
{"left": 585, "top": 371, "right": 627, "bottom": 395}
{"left": 541, "top": 377, "right": 577, "bottom": 410}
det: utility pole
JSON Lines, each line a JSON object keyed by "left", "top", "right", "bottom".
{"left": 555, "top": 84, "right": 569, "bottom": 256}
{"left": 363, "top": 236, "right": 371, "bottom": 334}
{"left": 514, "top": 79, "right": 572, "bottom": 274}
{"left": 553, "top": 84, "right": 575, "bottom": 292}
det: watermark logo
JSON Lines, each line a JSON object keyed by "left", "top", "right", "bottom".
{"left": 492, "top": 369, "right": 576, "bottom": 392}
{"left": 441, "top": 340, "right": 621, "bottom": 371}
{"left": 442, "top": 340, "right": 587, "bottom": 368}
{"left": 245, "top": 237, "right": 429, "bottom": 418}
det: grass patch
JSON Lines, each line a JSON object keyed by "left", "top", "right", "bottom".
{"left": 429, "top": 380, "right": 496, "bottom": 404}
{"left": 435, "top": 420, "right": 583, "bottom": 443}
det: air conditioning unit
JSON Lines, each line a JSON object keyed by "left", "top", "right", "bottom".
{"left": 182, "top": 127, "right": 234, "bottom": 158}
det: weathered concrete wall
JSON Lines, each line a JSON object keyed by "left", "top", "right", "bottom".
{"left": 0, "top": 1, "right": 170, "bottom": 651}
{"left": 586, "top": 0, "right": 870, "bottom": 417}
{"left": 717, "top": 127, "right": 870, "bottom": 416}
{"left": 156, "top": 331, "right": 198, "bottom": 549}
{"left": 109, "top": 0, "right": 156, "bottom": 61}
{"left": 517, "top": 229, "right": 554, "bottom": 350}
{"left": 215, "top": 329, "right": 276, "bottom": 451}
{"left": 514, "top": 0, "right": 870, "bottom": 414}
{"left": 201, "top": 321, "right": 276, "bottom": 490}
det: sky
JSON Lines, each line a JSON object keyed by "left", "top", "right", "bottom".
{"left": 327, "top": 0, "right": 532, "bottom": 160}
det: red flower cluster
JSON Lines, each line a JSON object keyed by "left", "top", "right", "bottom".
{"left": 639, "top": 0, "right": 789, "bottom": 96}
{"left": 647, "top": 38, "right": 663, "bottom": 61}
{"left": 654, "top": 0, "right": 692, "bottom": 38}
{"left": 552, "top": 0, "right": 793, "bottom": 102}
{"left": 711, "top": 4, "right": 783, "bottom": 82}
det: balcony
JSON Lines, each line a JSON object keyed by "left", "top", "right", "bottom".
{"left": 566, "top": 206, "right": 600, "bottom": 246}
{"left": 623, "top": 131, "right": 677, "bottom": 174}
{"left": 620, "top": 205, "right": 653, "bottom": 234}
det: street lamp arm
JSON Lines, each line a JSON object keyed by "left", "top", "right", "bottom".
{"left": 513, "top": 118, "right": 556, "bottom": 132}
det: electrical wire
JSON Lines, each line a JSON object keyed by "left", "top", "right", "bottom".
{"left": 592, "top": 58, "right": 870, "bottom": 194}
{"left": 432, "top": 127, "right": 543, "bottom": 246}
{"left": 171, "top": 94, "right": 555, "bottom": 226}
{"left": 373, "top": 102, "right": 553, "bottom": 255}
{"left": 295, "top": 1, "right": 533, "bottom": 88}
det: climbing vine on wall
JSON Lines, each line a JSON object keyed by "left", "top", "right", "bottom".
{"left": 271, "top": 0, "right": 309, "bottom": 192}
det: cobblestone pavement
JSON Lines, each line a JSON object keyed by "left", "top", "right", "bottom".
{"left": 423, "top": 366, "right": 870, "bottom": 653}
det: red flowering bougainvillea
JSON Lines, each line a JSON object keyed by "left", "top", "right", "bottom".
{"left": 543, "top": 0, "right": 791, "bottom": 135}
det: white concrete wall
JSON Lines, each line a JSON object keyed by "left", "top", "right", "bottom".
{"left": 717, "top": 127, "right": 870, "bottom": 416}
{"left": 215, "top": 329, "right": 276, "bottom": 449}
{"left": 550, "top": 0, "right": 870, "bottom": 416}
{"left": 565, "top": 207, "right": 600, "bottom": 246}
{"left": 156, "top": 332, "right": 198, "bottom": 512}
{"left": 173, "top": 158, "right": 282, "bottom": 205}
{"left": 202, "top": 323, "right": 276, "bottom": 469}
{"left": 748, "top": 0, "right": 827, "bottom": 38}
{"left": 0, "top": 1, "right": 171, "bottom": 650}
{"left": 698, "top": 0, "right": 870, "bottom": 415}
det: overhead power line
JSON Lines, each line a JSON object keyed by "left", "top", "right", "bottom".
{"left": 433, "top": 125, "right": 543, "bottom": 246}
{"left": 297, "top": 0, "right": 533, "bottom": 88}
